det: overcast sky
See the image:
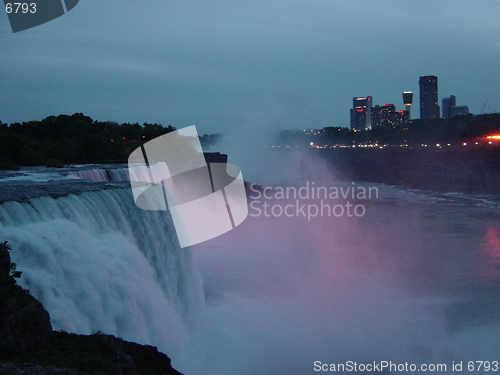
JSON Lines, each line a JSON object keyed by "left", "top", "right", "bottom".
{"left": 1, "top": 0, "right": 499, "bottom": 134}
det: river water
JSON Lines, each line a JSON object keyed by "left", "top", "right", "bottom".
{"left": 0, "top": 164, "right": 498, "bottom": 374}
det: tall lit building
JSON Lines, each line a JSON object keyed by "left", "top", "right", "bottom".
{"left": 402, "top": 91, "right": 413, "bottom": 120}
{"left": 372, "top": 104, "right": 408, "bottom": 128}
{"left": 442, "top": 95, "right": 456, "bottom": 118}
{"left": 372, "top": 104, "right": 395, "bottom": 127}
{"left": 419, "top": 75, "right": 440, "bottom": 119}
{"left": 350, "top": 96, "right": 372, "bottom": 130}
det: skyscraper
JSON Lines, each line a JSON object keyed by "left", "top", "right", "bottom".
{"left": 372, "top": 104, "right": 394, "bottom": 128}
{"left": 372, "top": 104, "right": 408, "bottom": 128}
{"left": 350, "top": 96, "right": 372, "bottom": 130}
{"left": 442, "top": 95, "right": 456, "bottom": 118}
{"left": 402, "top": 91, "right": 413, "bottom": 120}
{"left": 442, "top": 95, "right": 469, "bottom": 118}
{"left": 450, "top": 105, "right": 469, "bottom": 117}
{"left": 419, "top": 76, "right": 440, "bottom": 119}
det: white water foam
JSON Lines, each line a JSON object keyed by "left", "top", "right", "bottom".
{"left": 1, "top": 183, "right": 499, "bottom": 374}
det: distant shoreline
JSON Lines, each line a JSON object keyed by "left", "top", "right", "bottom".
{"left": 311, "top": 146, "right": 500, "bottom": 196}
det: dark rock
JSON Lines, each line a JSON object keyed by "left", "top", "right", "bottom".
{"left": 0, "top": 242, "right": 53, "bottom": 355}
{"left": 0, "top": 241, "right": 184, "bottom": 375}
{"left": 0, "top": 362, "right": 88, "bottom": 374}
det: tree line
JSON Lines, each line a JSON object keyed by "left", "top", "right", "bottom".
{"left": 0, "top": 113, "right": 215, "bottom": 169}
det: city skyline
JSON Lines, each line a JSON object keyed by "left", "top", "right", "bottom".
{"left": 1, "top": 1, "right": 499, "bottom": 134}
{"left": 350, "top": 75, "right": 476, "bottom": 130}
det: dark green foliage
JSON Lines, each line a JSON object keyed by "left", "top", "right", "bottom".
{"left": 0, "top": 113, "right": 177, "bottom": 166}
{"left": 0, "top": 132, "right": 44, "bottom": 166}
{"left": 45, "top": 159, "right": 65, "bottom": 168}
{"left": 0, "top": 160, "right": 20, "bottom": 171}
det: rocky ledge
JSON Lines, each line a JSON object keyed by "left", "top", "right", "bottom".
{"left": 0, "top": 241, "right": 184, "bottom": 375}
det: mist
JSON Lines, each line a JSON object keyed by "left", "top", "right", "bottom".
{"left": 1, "top": 143, "right": 498, "bottom": 375}
{"left": 217, "top": 101, "right": 310, "bottom": 185}
{"left": 180, "top": 150, "right": 500, "bottom": 374}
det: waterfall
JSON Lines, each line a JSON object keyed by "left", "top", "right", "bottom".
{"left": 72, "top": 167, "right": 130, "bottom": 182}
{"left": 74, "top": 168, "right": 109, "bottom": 182}
{"left": 2, "top": 166, "right": 499, "bottom": 375}
{"left": 0, "top": 187, "right": 204, "bottom": 358}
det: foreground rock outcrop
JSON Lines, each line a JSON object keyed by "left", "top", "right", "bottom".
{"left": 0, "top": 242, "right": 52, "bottom": 355}
{"left": 0, "top": 362, "right": 87, "bottom": 374}
{"left": 0, "top": 242, "right": 184, "bottom": 375}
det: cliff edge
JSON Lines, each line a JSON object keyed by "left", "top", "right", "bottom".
{"left": 0, "top": 241, "right": 184, "bottom": 375}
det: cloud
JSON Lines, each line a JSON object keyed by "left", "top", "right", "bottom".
{"left": 0, "top": 0, "right": 499, "bottom": 129}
